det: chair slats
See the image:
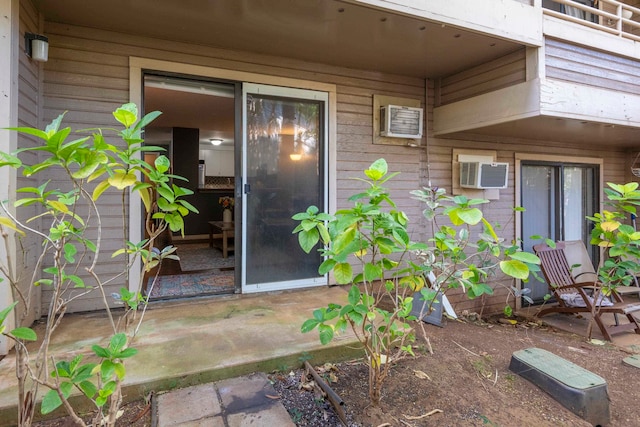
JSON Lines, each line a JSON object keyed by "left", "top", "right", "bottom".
{"left": 533, "top": 242, "right": 640, "bottom": 341}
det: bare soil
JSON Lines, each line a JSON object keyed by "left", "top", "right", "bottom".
{"left": 33, "top": 314, "right": 640, "bottom": 427}
{"left": 273, "top": 314, "right": 640, "bottom": 427}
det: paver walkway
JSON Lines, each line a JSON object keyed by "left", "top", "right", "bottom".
{"left": 154, "top": 373, "right": 294, "bottom": 427}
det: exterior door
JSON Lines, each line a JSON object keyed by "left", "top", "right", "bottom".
{"left": 241, "top": 84, "right": 328, "bottom": 292}
{"left": 521, "top": 162, "right": 599, "bottom": 303}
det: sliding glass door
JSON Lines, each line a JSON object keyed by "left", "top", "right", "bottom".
{"left": 241, "top": 84, "right": 328, "bottom": 292}
{"left": 521, "top": 162, "right": 599, "bottom": 302}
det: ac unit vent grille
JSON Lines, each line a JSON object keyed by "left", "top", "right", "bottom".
{"left": 460, "top": 162, "right": 508, "bottom": 189}
{"left": 380, "top": 105, "right": 423, "bottom": 138}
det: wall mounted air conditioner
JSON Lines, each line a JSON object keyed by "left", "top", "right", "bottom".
{"left": 380, "top": 105, "right": 423, "bottom": 138}
{"left": 460, "top": 162, "right": 509, "bottom": 189}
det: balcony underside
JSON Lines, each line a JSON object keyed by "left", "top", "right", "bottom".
{"left": 434, "top": 78, "right": 640, "bottom": 148}
{"left": 33, "top": 0, "right": 536, "bottom": 79}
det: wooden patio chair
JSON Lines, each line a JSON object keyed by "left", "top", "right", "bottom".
{"left": 563, "top": 239, "right": 640, "bottom": 299}
{"left": 533, "top": 242, "right": 640, "bottom": 341}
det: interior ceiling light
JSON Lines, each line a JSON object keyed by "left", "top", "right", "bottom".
{"left": 210, "top": 139, "right": 223, "bottom": 146}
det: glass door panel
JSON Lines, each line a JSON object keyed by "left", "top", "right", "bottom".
{"left": 242, "top": 84, "right": 327, "bottom": 292}
{"left": 521, "top": 162, "right": 598, "bottom": 303}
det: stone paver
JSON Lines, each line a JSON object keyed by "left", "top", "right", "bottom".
{"left": 155, "top": 373, "right": 294, "bottom": 427}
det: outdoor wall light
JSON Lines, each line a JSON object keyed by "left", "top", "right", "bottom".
{"left": 25, "top": 33, "right": 49, "bottom": 62}
{"left": 210, "top": 138, "right": 223, "bottom": 146}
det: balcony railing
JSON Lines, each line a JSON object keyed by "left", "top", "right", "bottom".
{"left": 544, "top": 0, "right": 640, "bottom": 41}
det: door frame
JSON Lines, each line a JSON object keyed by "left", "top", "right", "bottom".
{"left": 128, "top": 57, "right": 337, "bottom": 294}
{"left": 241, "top": 83, "right": 329, "bottom": 293}
{"left": 514, "top": 153, "right": 603, "bottom": 309}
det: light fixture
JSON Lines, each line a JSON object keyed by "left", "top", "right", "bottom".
{"left": 25, "top": 33, "right": 49, "bottom": 62}
{"left": 289, "top": 153, "right": 302, "bottom": 161}
{"left": 210, "top": 138, "right": 223, "bottom": 146}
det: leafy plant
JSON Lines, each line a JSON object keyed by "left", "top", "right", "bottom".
{"left": 0, "top": 103, "right": 197, "bottom": 426}
{"left": 584, "top": 182, "right": 640, "bottom": 338}
{"left": 293, "top": 158, "right": 539, "bottom": 406}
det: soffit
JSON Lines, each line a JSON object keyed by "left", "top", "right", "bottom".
{"left": 34, "top": 0, "right": 522, "bottom": 79}
{"left": 443, "top": 116, "right": 640, "bottom": 149}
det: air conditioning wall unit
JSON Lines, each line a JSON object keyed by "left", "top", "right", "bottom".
{"left": 380, "top": 105, "right": 423, "bottom": 138}
{"left": 460, "top": 162, "right": 509, "bottom": 189}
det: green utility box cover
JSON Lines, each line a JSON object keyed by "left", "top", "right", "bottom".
{"left": 510, "top": 347, "right": 609, "bottom": 426}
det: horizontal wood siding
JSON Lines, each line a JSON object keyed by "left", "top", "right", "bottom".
{"left": 37, "top": 21, "right": 631, "bottom": 317}
{"left": 16, "top": 0, "right": 42, "bottom": 325}
{"left": 545, "top": 38, "right": 640, "bottom": 96}
{"left": 436, "top": 49, "right": 527, "bottom": 106}
{"left": 40, "top": 22, "right": 427, "bottom": 313}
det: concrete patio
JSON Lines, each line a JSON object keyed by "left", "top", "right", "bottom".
{"left": 1, "top": 286, "right": 640, "bottom": 426}
{"left": 0, "top": 286, "right": 361, "bottom": 426}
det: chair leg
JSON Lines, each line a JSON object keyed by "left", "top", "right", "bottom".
{"left": 592, "top": 314, "right": 613, "bottom": 342}
{"left": 626, "top": 313, "right": 640, "bottom": 335}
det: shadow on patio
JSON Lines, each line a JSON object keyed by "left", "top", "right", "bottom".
{"left": 517, "top": 297, "right": 640, "bottom": 354}
{"left": 0, "top": 286, "right": 361, "bottom": 425}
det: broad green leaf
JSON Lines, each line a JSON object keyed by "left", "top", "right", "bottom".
{"left": 109, "top": 333, "right": 127, "bottom": 353}
{"left": 71, "top": 151, "right": 108, "bottom": 179}
{"left": 154, "top": 155, "right": 170, "bottom": 173}
{"left": 108, "top": 172, "right": 137, "bottom": 190}
{"left": 47, "top": 200, "right": 69, "bottom": 213}
{"left": 301, "top": 319, "right": 319, "bottom": 333}
{"left": 92, "top": 345, "right": 110, "bottom": 359}
{"left": 318, "top": 259, "right": 336, "bottom": 275}
{"left": 298, "top": 229, "right": 319, "bottom": 254}
{"left": 0, "top": 301, "right": 18, "bottom": 324}
{"left": 138, "top": 187, "right": 152, "bottom": 212}
{"left": 41, "top": 390, "right": 63, "bottom": 414}
{"left": 508, "top": 251, "right": 540, "bottom": 264}
{"left": 101, "top": 360, "right": 116, "bottom": 381}
{"left": 348, "top": 285, "right": 361, "bottom": 305}
{"left": 113, "top": 362, "right": 126, "bottom": 381}
{"left": 10, "top": 327, "right": 37, "bottom": 341}
{"left": 118, "top": 348, "right": 138, "bottom": 359}
{"left": 455, "top": 207, "right": 483, "bottom": 225}
{"left": 333, "top": 262, "right": 353, "bottom": 284}
{"left": 500, "top": 259, "right": 530, "bottom": 280}
{"left": 364, "top": 158, "right": 388, "bottom": 181}
{"left": 363, "top": 263, "right": 382, "bottom": 281}
{"left": 113, "top": 103, "right": 138, "bottom": 128}
{"left": 600, "top": 221, "right": 620, "bottom": 232}
{"left": 79, "top": 381, "right": 98, "bottom": 399}
{"left": 92, "top": 179, "right": 111, "bottom": 201}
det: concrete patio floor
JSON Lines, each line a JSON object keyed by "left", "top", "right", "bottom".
{"left": 0, "top": 286, "right": 361, "bottom": 426}
{"left": 1, "top": 286, "right": 640, "bottom": 425}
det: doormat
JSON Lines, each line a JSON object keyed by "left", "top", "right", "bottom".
{"left": 147, "top": 271, "right": 235, "bottom": 299}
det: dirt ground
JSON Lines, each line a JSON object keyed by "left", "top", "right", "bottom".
{"left": 32, "top": 314, "right": 639, "bottom": 427}
{"left": 274, "top": 314, "right": 640, "bottom": 427}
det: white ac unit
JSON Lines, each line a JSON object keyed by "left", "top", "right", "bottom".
{"left": 380, "top": 105, "right": 423, "bottom": 138}
{"left": 460, "top": 162, "right": 509, "bottom": 189}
